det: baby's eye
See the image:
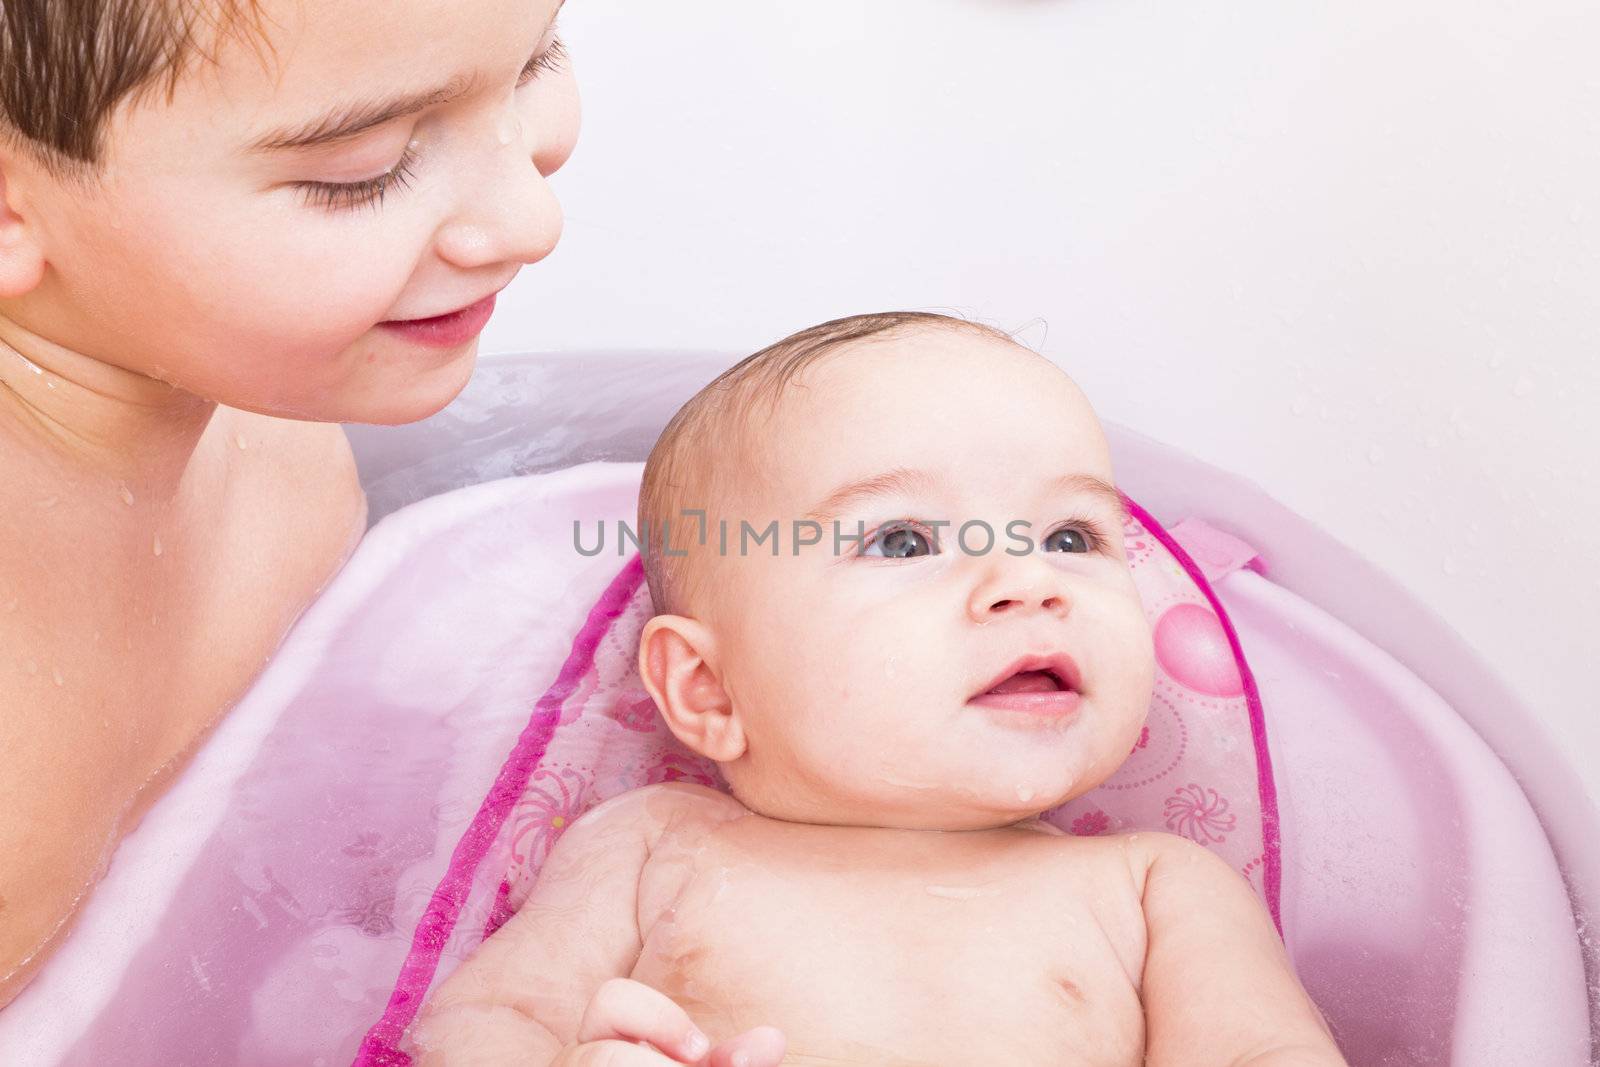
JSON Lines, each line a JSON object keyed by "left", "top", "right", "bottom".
{"left": 862, "top": 521, "right": 938, "bottom": 559}
{"left": 1041, "top": 524, "right": 1098, "bottom": 554}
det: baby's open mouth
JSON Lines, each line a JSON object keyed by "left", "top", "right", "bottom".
{"left": 983, "top": 668, "right": 1069, "bottom": 695}
{"left": 969, "top": 654, "right": 1084, "bottom": 719}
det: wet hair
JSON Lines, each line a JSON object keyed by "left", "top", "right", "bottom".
{"left": 638, "top": 311, "right": 1021, "bottom": 617}
{"left": 0, "top": 0, "right": 267, "bottom": 174}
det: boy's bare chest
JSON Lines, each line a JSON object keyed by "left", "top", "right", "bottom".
{"left": 631, "top": 821, "right": 1146, "bottom": 1067}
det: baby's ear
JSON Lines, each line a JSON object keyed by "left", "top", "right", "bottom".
{"left": 0, "top": 154, "right": 47, "bottom": 298}
{"left": 637, "top": 615, "right": 745, "bottom": 763}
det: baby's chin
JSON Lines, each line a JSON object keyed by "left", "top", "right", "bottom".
{"left": 727, "top": 778, "right": 1089, "bottom": 833}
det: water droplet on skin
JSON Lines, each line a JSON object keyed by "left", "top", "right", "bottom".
{"left": 25, "top": 660, "right": 38, "bottom": 675}
{"left": 1017, "top": 785, "right": 1035, "bottom": 803}
{"left": 153, "top": 534, "right": 163, "bottom": 557}
{"left": 52, "top": 666, "right": 63, "bottom": 687}
{"left": 119, "top": 484, "right": 135, "bottom": 507}
{"left": 236, "top": 433, "right": 248, "bottom": 451}
{"left": 924, "top": 884, "right": 998, "bottom": 900}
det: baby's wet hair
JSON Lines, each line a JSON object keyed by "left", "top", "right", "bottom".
{"left": 639, "top": 311, "right": 1023, "bottom": 617}
{"left": 1, "top": 0, "right": 271, "bottom": 175}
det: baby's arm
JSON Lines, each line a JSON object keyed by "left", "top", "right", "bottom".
{"left": 411, "top": 783, "right": 778, "bottom": 1066}
{"left": 1135, "top": 833, "right": 1348, "bottom": 1067}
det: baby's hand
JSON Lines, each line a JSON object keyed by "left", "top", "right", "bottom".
{"left": 553, "top": 978, "right": 787, "bottom": 1067}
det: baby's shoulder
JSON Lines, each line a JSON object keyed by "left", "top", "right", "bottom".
{"left": 1037, "top": 826, "right": 1192, "bottom": 879}
{"left": 571, "top": 781, "right": 743, "bottom": 847}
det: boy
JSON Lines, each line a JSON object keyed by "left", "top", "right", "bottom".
{"left": 0, "top": 0, "right": 578, "bottom": 1005}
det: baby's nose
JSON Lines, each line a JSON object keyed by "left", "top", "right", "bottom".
{"left": 967, "top": 564, "right": 1072, "bottom": 622}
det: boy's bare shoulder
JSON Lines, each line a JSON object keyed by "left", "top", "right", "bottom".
{"left": 218, "top": 410, "right": 366, "bottom": 587}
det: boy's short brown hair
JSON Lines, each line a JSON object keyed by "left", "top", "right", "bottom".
{"left": 0, "top": 0, "right": 266, "bottom": 173}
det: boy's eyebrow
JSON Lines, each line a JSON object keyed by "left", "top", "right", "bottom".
{"left": 804, "top": 469, "right": 1127, "bottom": 524}
{"left": 247, "top": 2, "right": 567, "bottom": 154}
{"left": 248, "top": 82, "right": 468, "bottom": 152}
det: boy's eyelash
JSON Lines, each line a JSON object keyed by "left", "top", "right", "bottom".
{"left": 296, "top": 143, "right": 420, "bottom": 213}
{"left": 293, "top": 36, "right": 563, "bottom": 214}
{"left": 517, "top": 36, "right": 568, "bottom": 86}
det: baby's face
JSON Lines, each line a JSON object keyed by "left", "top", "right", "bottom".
{"left": 707, "top": 330, "right": 1155, "bottom": 831}
{"left": 5, "top": 0, "right": 576, "bottom": 423}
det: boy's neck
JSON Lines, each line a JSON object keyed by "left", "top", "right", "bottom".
{"left": 0, "top": 319, "right": 222, "bottom": 486}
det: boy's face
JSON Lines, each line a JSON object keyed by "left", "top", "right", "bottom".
{"left": 5, "top": 0, "right": 577, "bottom": 424}
{"left": 708, "top": 331, "right": 1156, "bottom": 831}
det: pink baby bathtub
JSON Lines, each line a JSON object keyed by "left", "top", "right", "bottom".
{"left": 0, "top": 351, "right": 1591, "bottom": 1066}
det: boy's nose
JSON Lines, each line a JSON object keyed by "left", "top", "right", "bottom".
{"left": 435, "top": 143, "right": 565, "bottom": 271}
{"left": 965, "top": 558, "right": 1073, "bottom": 623}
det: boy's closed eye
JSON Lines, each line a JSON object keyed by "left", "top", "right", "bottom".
{"left": 259, "top": 30, "right": 568, "bottom": 213}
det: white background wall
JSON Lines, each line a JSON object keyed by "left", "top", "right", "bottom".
{"left": 483, "top": 0, "right": 1599, "bottom": 802}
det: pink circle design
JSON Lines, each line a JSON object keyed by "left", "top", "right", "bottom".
{"left": 1102, "top": 696, "right": 1188, "bottom": 790}
{"left": 1154, "top": 602, "right": 1244, "bottom": 697}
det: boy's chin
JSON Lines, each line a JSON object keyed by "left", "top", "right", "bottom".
{"left": 243, "top": 348, "right": 479, "bottom": 425}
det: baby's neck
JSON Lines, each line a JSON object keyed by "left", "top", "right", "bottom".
{"left": 0, "top": 318, "right": 220, "bottom": 488}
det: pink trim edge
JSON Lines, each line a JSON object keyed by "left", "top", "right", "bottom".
{"left": 353, "top": 499, "right": 1283, "bottom": 1063}
{"left": 1123, "top": 496, "right": 1284, "bottom": 938}
{"left": 352, "top": 555, "right": 647, "bottom": 1066}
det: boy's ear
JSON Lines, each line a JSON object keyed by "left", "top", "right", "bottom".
{"left": 637, "top": 615, "right": 746, "bottom": 763}
{"left": 0, "top": 154, "right": 48, "bottom": 299}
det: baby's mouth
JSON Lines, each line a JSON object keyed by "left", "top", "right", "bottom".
{"left": 982, "top": 669, "right": 1068, "bottom": 695}
{"left": 968, "top": 654, "right": 1084, "bottom": 720}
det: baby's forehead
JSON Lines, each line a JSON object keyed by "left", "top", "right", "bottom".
{"left": 745, "top": 373, "right": 1109, "bottom": 515}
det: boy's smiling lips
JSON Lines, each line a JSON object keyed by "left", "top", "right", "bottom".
{"left": 377, "top": 291, "right": 500, "bottom": 348}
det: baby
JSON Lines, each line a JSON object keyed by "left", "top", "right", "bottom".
{"left": 413, "top": 312, "right": 1347, "bottom": 1067}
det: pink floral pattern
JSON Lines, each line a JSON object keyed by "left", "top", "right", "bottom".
{"left": 505, "top": 766, "right": 592, "bottom": 867}
{"left": 642, "top": 750, "right": 719, "bottom": 788}
{"left": 1163, "top": 783, "right": 1237, "bottom": 844}
{"left": 606, "top": 688, "right": 661, "bottom": 733}
{"left": 1070, "top": 809, "right": 1110, "bottom": 836}
{"left": 1122, "top": 514, "right": 1151, "bottom": 557}
{"left": 1128, "top": 725, "right": 1150, "bottom": 755}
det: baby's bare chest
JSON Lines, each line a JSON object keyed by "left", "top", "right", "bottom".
{"left": 631, "top": 821, "right": 1147, "bottom": 1067}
